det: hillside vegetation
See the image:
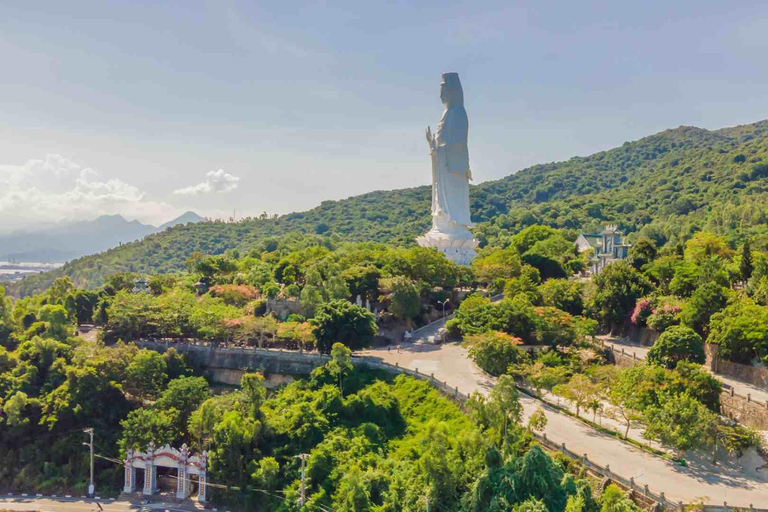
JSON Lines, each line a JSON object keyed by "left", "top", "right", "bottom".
{"left": 10, "top": 119, "right": 768, "bottom": 296}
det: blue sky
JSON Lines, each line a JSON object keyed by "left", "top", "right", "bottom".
{"left": 1, "top": 0, "right": 767, "bottom": 232}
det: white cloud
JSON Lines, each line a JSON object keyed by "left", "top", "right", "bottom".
{"left": 0, "top": 154, "right": 178, "bottom": 232}
{"left": 173, "top": 168, "right": 240, "bottom": 196}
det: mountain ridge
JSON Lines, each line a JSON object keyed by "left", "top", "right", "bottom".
{"left": 8, "top": 118, "right": 768, "bottom": 296}
{"left": 0, "top": 211, "right": 204, "bottom": 264}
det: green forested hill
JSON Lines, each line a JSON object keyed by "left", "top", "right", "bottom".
{"left": 10, "top": 119, "right": 768, "bottom": 296}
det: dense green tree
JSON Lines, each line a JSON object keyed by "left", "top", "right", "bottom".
{"left": 209, "top": 410, "right": 260, "bottom": 488}
{"left": 328, "top": 343, "right": 353, "bottom": 397}
{"left": 511, "top": 225, "right": 561, "bottom": 254}
{"left": 0, "top": 286, "right": 14, "bottom": 349}
{"left": 647, "top": 326, "right": 705, "bottom": 369}
{"left": 669, "top": 261, "right": 698, "bottom": 298}
{"left": 341, "top": 265, "right": 381, "bottom": 301}
{"left": 467, "top": 375, "right": 522, "bottom": 453}
{"left": 670, "top": 361, "right": 722, "bottom": 412}
{"left": 644, "top": 393, "right": 717, "bottom": 457}
{"left": 504, "top": 265, "right": 542, "bottom": 304}
{"left": 311, "top": 299, "right": 377, "bottom": 354}
{"left": 119, "top": 407, "right": 182, "bottom": 451}
{"left": 155, "top": 376, "right": 211, "bottom": 434}
{"left": 240, "top": 372, "right": 267, "bottom": 418}
{"left": 627, "top": 238, "right": 657, "bottom": 270}
{"left": 71, "top": 290, "right": 98, "bottom": 324}
{"left": 464, "top": 331, "right": 526, "bottom": 376}
{"left": 644, "top": 255, "right": 678, "bottom": 294}
{"left": 125, "top": 349, "right": 168, "bottom": 399}
{"left": 379, "top": 276, "right": 420, "bottom": 321}
{"left": 48, "top": 277, "right": 75, "bottom": 302}
{"left": 740, "top": 238, "right": 754, "bottom": 282}
{"left": 589, "top": 261, "right": 653, "bottom": 331}
{"left": 708, "top": 298, "right": 768, "bottom": 364}
{"left": 472, "top": 248, "right": 523, "bottom": 283}
{"left": 539, "top": 279, "right": 583, "bottom": 316}
{"left": 684, "top": 232, "right": 732, "bottom": 263}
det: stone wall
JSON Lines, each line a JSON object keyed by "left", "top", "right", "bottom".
{"left": 266, "top": 298, "right": 303, "bottom": 320}
{"left": 207, "top": 367, "right": 295, "bottom": 388}
{"left": 720, "top": 392, "right": 768, "bottom": 430}
{"left": 623, "top": 325, "right": 659, "bottom": 346}
{"left": 139, "top": 341, "right": 329, "bottom": 378}
{"left": 706, "top": 343, "right": 768, "bottom": 388}
{"left": 717, "top": 360, "right": 768, "bottom": 389}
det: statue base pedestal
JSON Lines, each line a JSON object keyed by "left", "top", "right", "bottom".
{"left": 416, "top": 226, "right": 478, "bottom": 266}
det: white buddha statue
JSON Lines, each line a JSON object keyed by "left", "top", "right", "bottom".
{"left": 417, "top": 73, "right": 478, "bottom": 265}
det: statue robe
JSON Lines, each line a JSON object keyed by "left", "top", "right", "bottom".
{"left": 430, "top": 105, "right": 472, "bottom": 231}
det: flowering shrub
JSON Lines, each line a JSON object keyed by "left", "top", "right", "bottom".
{"left": 210, "top": 284, "right": 260, "bottom": 307}
{"left": 631, "top": 298, "right": 655, "bottom": 327}
{"left": 647, "top": 304, "right": 681, "bottom": 333}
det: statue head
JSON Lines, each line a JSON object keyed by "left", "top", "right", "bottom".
{"left": 440, "top": 72, "right": 464, "bottom": 107}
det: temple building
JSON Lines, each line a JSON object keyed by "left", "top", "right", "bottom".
{"left": 575, "top": 225, "right": 631, "bottom": 275}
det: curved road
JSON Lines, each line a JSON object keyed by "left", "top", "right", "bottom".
{"left": 359, "top": 341, "right": 768, "bottom": 507}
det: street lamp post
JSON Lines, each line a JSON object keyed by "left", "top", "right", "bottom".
{"left": 83, "top": 428, "right": 95, "bottom": 497}
{"left": 439, "top": 299, "right": 450, "bottom": 318}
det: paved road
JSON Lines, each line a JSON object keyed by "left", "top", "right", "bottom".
{"left": 359, "top": 341, "right": 768, "bottom": 506}
{"left": 0, "top": 495, "right": 207, "bottom": 512}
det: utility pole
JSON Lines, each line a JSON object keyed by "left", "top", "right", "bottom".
{"left": 294, "top": 453, "right": 310, "bottom": 508}
{"left": 83, "top": 428, "right": 95, "bottom": 497}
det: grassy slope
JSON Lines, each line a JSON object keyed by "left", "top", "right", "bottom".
{"left": 9, "top": 119, "right": 768, "bottom": 296}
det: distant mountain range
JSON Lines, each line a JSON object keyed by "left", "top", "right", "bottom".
{"left": 0, "top": 211, "right": 205, "bottom": 263}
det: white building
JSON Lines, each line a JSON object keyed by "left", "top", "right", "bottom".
{"left": 575, "top": 225, "right": 631, "bottom": 275}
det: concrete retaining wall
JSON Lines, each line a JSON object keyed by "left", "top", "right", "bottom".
{"left": 718, "top": 360, "right": 768, "bottom": 389}
{"left": 706, "top": 343, "right": 768, "bottom": 388}
{"left": 720, "top": 391, "right": 768, "bottom": 430}
{"left": 624, "top": 325, "right": 660, "bottom": 346}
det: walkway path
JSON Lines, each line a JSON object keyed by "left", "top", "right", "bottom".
{"left": 359, "top": 341, "right": 768, "bottom": 506}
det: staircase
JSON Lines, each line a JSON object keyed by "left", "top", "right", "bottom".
{"left": 410, "top": 314, "right": 453, "bottom": 344}
{"left": 409, "top": 293, "right": 504, "bottom": 345}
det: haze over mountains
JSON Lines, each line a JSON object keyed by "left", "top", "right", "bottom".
{"left": 0, "top": 211, "right": 204, "bottom": 263}
{"left": 8, "top": 118, "right": 768, "bottom": 297}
